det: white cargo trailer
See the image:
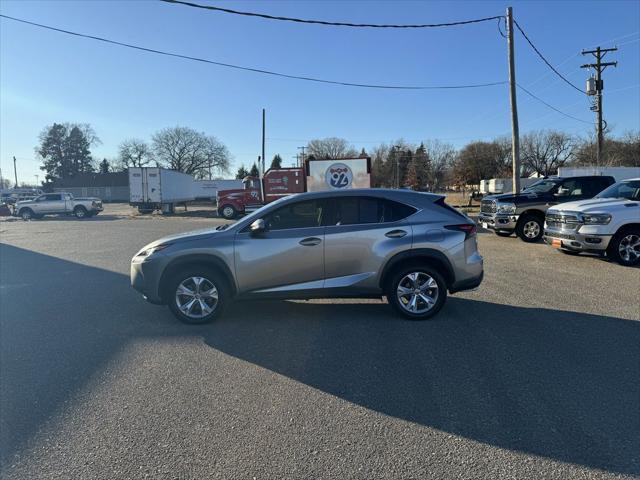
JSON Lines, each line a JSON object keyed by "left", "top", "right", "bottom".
{"left": 129, "top": 167, "right": 195, "bottom": 213}
{"left": 481, "top": 177, "right": 539, "bottom": 195}
{"left": 557, "top": 166, "right": 640, "bottom": 181}
{"left": 192, "top": 179, "right": 243, "bottom": 200}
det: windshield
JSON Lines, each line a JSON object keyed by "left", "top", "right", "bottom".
{"left": 522, "top": 179, "right": 559, "bottom": 193}
{"left": 595, "top": 180, "right": 640, "bottom": 200}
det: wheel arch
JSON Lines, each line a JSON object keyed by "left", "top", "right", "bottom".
{"left": 613, "top": 222, "right": 640, "bottom": 235}
{"left": 518, "top": 208, "right": 545, "bottom": 222}
{"left": 379, "top": 249, "right": 455, "bottom": 291}
{"left": 158, "top": 254, "right": 237, "bottom": 303}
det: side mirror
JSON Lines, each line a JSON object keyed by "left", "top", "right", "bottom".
{"left": 250, "top": 218, "right": 267, "bottom": 234}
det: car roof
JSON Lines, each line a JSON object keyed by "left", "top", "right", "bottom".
{"left": 275, "top": 188, "right": 443, "bottom": 207}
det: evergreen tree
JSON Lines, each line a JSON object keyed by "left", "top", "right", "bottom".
{"left": 99, "top": 159, "right": 110, "bottom": 173}
{"left": 270, "top": 154, "right": 283, "bottom": 169}
{"left": 249, "top": 163, "right": 260, "bottom": 177}
{"left": 38, "top": 123, "right": 98, "bottom": 181}
{"left": 64, "top": 126, "right": 94, "bottom": 175}
{"left": 235, "top": 165, "right": 249, "bottom": 179}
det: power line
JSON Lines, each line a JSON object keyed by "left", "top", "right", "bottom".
{"left": 0, "top": 14, "right": 506, "bottom": 91}
{"left": 513, "top": 19, "right": 584, "bottom": 95}
{"left": 516, "top": 84, "right": 592, "bottom": 124}
{"left": 160, "top": 0, "right": 504, "bottom": 29}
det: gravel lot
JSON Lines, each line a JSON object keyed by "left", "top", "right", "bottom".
{"left": 1, "top": 205, "right": 639, "bottom": 479}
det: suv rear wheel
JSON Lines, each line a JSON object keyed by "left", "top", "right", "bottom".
{"left": 609, "top": 227, "right": 640, "bottom": 266}
{"left": 388, "top": 266, "right": 447, "bottom": 320}
{"left": 167, "top": 268, "right": 227, "bottom": 324}
{"left": 516, "top": 214, "right": 543, "bottom": 242}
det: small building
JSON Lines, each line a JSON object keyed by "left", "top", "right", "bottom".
{"left": 52, "top": 172, "right": 129, "bottom": 202}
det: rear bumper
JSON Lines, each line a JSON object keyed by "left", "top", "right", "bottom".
{"left": 543, "top": 228, "right": 612, "bottom": 252}
{"left": 450, "top": 270, "right": 484, "bottom": 293}
{"left": 478, "top": 213, "right": 518, "bottom": 231}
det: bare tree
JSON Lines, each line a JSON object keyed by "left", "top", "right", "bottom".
{"left": 423, "top": 140, "right": 456, "bottom": 191}
{"left": 521, "top": 130, "right": 576, "bottom": 176}
{"left": 307, "top": 137, "right": 358, "bottom": 159}
{"left": 151, "top": 126, "right": 230, "bottom": 178}
{"left": 118, "top": 139, "right": 154, "bottom": 169}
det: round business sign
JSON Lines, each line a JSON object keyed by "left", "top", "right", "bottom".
{"left": 325, "top": 163, "right": 353, "bottom": 189}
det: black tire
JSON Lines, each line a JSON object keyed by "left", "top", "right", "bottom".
{"left": 166, "top": 268, "right": 227, "bottom": 324}
{"left": 516, "top": 214, "right": 544, "bottom": 243}
{"left": 387, "top": 265, "right": 447, "bottom": 320}
{"left": 219, "top": 204, "right": 237, "bottom": 220}
{"left": 137, "top": 207, "right": 154, "bottom": 215}
{"left": 608, "top": 227, "right": 640, "bottom": 267}
{"left": 19, "top": 208, "right": 34, "bottom": 221}
{"left": 495, "top": 230, "right": 513, "bottom": 237}
{"left": 74, "top": 206, "right": 88, "bottom": 219}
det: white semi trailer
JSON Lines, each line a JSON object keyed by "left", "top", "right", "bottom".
{"left": 129, "top": 167, "right": 195, "bottom": 214}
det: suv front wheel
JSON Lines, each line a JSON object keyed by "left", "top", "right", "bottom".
{"left": 167, "top": 268, "right": 227, "bottom": 324}
{"left": 388, "top": 266, "right": 447, "bottom": 320}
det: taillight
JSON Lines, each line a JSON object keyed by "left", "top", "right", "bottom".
{"left": 445, "top": 224, "right": 477, "bottom": 239}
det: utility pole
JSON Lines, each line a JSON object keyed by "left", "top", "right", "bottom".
{"left": 13, "top": 156, "right": 19, "bottom": 188}
{"left": 506, "top": 7, "right": 521, "bottom": 193}
{"left": 581, "top": 47, "right": 617, "bottom": 166}
{"left": 393, "top": 145, "right": 402, "bottom": 189}
{"left": 261, "top": 109, "right": 266, "bottom": 176}
{"left": 297, "top": 146, "right": 306, "bottom": 167}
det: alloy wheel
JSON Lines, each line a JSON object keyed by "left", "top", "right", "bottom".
{"left": 523, "top": 220, "right": 541, "bottom": 239}
{"left": 175, "top": 276, "right": 219, "bottom": 319}
{"left": 619, "top": 234, "right": 640, "bottom": 263}
{"left": 396, "top": 272, "right": 439, "bottom": 314}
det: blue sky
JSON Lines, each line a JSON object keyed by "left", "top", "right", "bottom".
{"left": 1, "top": 0, "right": 639, "bottom": 185}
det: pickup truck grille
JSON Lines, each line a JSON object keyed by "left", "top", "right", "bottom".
{"left": 480, "top": 200, "right": 496, "bottom": 214}
{"left": 546, "top": 213, "right": 581, "bottom": 230}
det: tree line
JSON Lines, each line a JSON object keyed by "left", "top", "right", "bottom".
{"left": 297, "top": 131, "right": 639, "bottom": 189}
{"left": 37, "top": 124, "right": 231, "bottom": 182}
{"left": 36, "top": 122, "right": 638, "bottom": 189}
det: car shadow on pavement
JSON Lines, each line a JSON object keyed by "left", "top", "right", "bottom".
{"left": 1, "top": 243, "right": 638, "bottom": 476}
{"left": 205, "top": 299, "right": 640, "bottom": 476}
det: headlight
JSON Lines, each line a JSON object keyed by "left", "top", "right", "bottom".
{"left": 582, "top": 213, "right": 611, "bottom": 225}
{"left": 135, "top": 244, "right": 170, "bottom": 259}
{"left": 496, "top": 202, "right": 516, "bottom": 214}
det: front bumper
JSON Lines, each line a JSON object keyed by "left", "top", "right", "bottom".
{"left": 130, "top": 258, "right": 165, "bottom": 304}
{"left": 478, "top": 213, "right": 519, "bottom": 231}
{"left": 543, "top": 226, "right": 612, "bottom": 252}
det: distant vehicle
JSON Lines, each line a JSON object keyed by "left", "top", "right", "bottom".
{"left": 14, "top": 192, "right": 103, "bottom": 220}
{"left": 131, "top": 189, "right": 483, "bottom": 324}
{"left": 557, "top": 166, "right": 640, "bottom": 182}
{"left": 1, "top": 188, "right": 43, "bottom": 205}
{"left": 479, "top": 177, "right": 539, "bottom": 195}
{"left": 478, "top": 176, "right": 615, "bottom": 242}
{"left": 216, "top": 157, "right": 371, "bottom": 219}
{"left": 129, "top": 167, "right": 195, "bottom": 214}
{"left": 544, "top": 178, "right": 640, "bottom": 266}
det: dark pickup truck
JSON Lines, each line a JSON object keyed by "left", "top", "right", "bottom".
{"left": 478, "top": 176, "right": 615, "bottom": 242}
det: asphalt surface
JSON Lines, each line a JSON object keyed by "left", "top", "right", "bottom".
{"left": 1, "top": 208, "right": 639, "bottom": 479}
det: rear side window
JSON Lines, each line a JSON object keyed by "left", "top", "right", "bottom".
{"left": 45, "top": 194, "right": 62, "bottom": 201}
{"left": 331, "top": 197, "right": 416, "bottom": 225}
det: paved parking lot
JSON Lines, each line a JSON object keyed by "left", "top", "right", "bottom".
{"left": 1, "top": 209, "right": 639, "bottom": 479}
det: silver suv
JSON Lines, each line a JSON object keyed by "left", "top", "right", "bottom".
{"left": 131, "top": 189, "right": 483, "bottom": 323}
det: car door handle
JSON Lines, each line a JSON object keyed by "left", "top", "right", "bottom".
{"left": 299, "top": 237, "right": 322, "bottom": 246}
{"left": 385, "top": 229, "right": 407, "bottom": 238}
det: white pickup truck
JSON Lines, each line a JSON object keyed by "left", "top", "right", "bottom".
{"left": 14, "top": 192, "right": 103, "bottom": 220}
{"left": 543, "top": 178, "right": 640, "bottom": 266}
